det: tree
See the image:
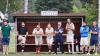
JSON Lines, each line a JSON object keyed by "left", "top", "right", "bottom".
{"left": 72, "top": 0, "right": 98, "bottom": 26}
{"left": 0, "top": 0, "right": 24, "bottom": 14}
{"left": 34, "top": 0, "right": 73, "bottom": 13}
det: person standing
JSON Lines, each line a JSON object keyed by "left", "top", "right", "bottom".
{"left": 66, "top": 19, "right": 75, "bottom": 53}
{"left": 33, "top": 24, "right": 44, "bottom": 54}
{"left": 80, "top": 21, "right": 89, "bottom": 54}
{"left": 87, "top": 21, "right": 99, "bottom": 55}
{"left": 18, "top": 22, "right": 28, "bottom": 53}
{"left": 53, "top": 22, "right": 64, "bottom": 54}
{"left": 1, "top": 20, "right": 11, "bottom": 55}
{"left": 45, "top": 23, "right": 54, "bottom": 54}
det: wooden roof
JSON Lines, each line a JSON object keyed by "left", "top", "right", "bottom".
{"left": 12, "top": 13, "right": 85, "bottom": 17}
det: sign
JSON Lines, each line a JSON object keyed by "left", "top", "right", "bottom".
{"left": 41, "top": 11, "right": 58, "bottom": 16}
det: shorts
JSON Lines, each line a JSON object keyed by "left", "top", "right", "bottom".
{"left": 66, "top": 34, "right": 74, "bottom": 43}
{"left": 47, "top": 36, "right": 53, "bottom": 45}
{"left": 90, "top": 38, "right": 98, "bottom": 46}
{"left": 35, "top": 36, "right": 43, "bottom": 45}
{"left": 18, "top": 35, "right": 26, "bottom": 44}
{"left": 2, "top": 37, "right": 10, "bottom": 45}
{"left": 80, "top": 37, "right": 88, "bottom": 46}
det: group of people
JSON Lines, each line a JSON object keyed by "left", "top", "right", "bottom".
{"left": 0, "top": 19, "right": 99, "bottom": 55}
{"left": 18, "top": 19, "right": 75, "bottom": 54}
{"left": 80, "top": 21, "right": 99, "bottom": 55}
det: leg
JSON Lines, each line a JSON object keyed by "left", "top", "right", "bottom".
{"left": 72, "top": 42, "right": 74, "bottom": 53}
{"left": 4, "top": 38, "right": 10, "bottom": 55}
{"left": 68, "top": 44, "right": 71, "bottom": 53}
{"left": 21, "top": 36, "right": 26, "bottom": 53}
{"left": 95, "top": 45, "right": 98, "bottom": 55}
{"left": 35, "top": 37, "right": 39, "bottom": 54}
{"left": 48, "top": 44, "right": 52, "bottom": 53}
{"left": 47, "top": 37, "right": 52, "bottom": 53}
{"left": 59, "top": 40, "right": 64, "bottom": 54}
{"left": 84, "top": 38, "right": 89, "bottom": 54}
{"left": 71, "top": 34, "right": 74, "bottom": 54}
{"left": 94, "top": 40, "right": 99, "bottom": 55}
{"left": 85, "top": 45, "right": 88, "bottom": 54}
{"left": 36, "top": 36, "right": 42, "bottom": 54}
{"left": 54, "top": 39, "right": 58, "bottom": 54}
{"left": 80, "top": 45, "right": 84, "bottom": 53}
{"left": 5, "top": 45, "right": 9, "bottom": 55}
{"left": 3, "top": 45, "right": 6, "bottom": 55}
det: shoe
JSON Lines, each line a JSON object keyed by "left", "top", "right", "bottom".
{"left": 68, "top": 50, "right": 71, "bottom": 53}
{"left": 86, "top": 53, "right": 90, "bottom": 55}
{"left": 6, "top": 52, "right": 8, "bottom": 55}
{"left": 54, "top": 52, "right": 57, "bottom": 54}
{"left": 36, "top": 48, "right": 38, "bottom": 54}
{"left": 3, "top": 52, "right": 5, "bottom": 55}
{"left": 95, "top": 53, "right": 97, "bottom": 55}
{"left": 38, "top": 50, "right": 40, "bottom": 54}
{"left": 21, "top": 49, "right": 24, "bottom": 52}
{"left": 48, "top": 50, "right": 51, "bottom": 54}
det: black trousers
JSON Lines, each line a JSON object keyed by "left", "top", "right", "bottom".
{"left": 53, "top": 39, "right": 64, "bottom": 54}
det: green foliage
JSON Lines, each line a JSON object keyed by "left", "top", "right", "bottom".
{"left": 0, "top": 0, "right": 98, "bottom": 26}
{"left": 34, "top": 0, "right": 73, "bottom": 13}
{"left": 0, "top": 0, "right": 23, "bottom": 14}
{"left": 0, "top": 0, "right": 6, "bottom": 13}
{"left": 72, "top": 0, "right": 98, "bottom": 26}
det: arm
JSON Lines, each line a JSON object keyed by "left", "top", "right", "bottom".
{"left": 45, "top": 28, "right": 49, "bottom": 35}
{"left": 59, "top": 28, "right": 63, "bottom": 33}
{"left": 71, "top": 23, "right": 75, "bottom": 31}
{"left": 32, "top": 28, "right": 36, "bottom": 35}
{"left": 90, "top": 30, "right": 98, "bottom": 34}
{"left": 51, "top": 28, "right": 54, "bottom": 35}
{"left": 83, "top": 27, "right": 89, "bottom": 33}
{"left": 26, "top": 28, "right": 28, "bottom": 36}
{"left": 40, "top": 28, "right": 44, "bottom": 35}
{"left": 90, "top": 27, "right": 98, "bottom": 34}
{"left": 80, "top": 27, "right": 83, "bottom": 33}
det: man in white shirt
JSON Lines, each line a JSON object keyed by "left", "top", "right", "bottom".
{"left": 45, "top": 23, "right": 54, "bottom": 53}
{"left": 66, "top": 19, "right": 75, "bottom": 53}
{"left": 32, "top": 24, "right": 44, "bottom": 54}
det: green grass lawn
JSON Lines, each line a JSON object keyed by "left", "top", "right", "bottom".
{"left": 0, "top": 53, "right": 100, "bottom": 56}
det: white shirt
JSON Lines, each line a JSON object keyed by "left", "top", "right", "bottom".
{"left": 45, "top": 27, "right": 54, "bottom": 36}
{"left": 33, "top": 28, "right": 43, "bottom": 36}
{"left": 66, "top": 23, "right": 75, "bottom": 34}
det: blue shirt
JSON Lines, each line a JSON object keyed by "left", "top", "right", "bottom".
{"left": 90, "top": 26, "right": 99, "bottom": 40}
{"left": 80, "top": 26, "right": 89, "bottom": 38}
{"left": 55, "top": 27, "right": 63, "bottom": 40}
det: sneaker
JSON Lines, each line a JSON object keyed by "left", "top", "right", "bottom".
{"left": 86, "top": 53, "right": 90, "bottom": 55}
{"left": 36, "top": 49, "right": 38, "bottom": 54}
{"left": 3, "top": 52, "right": 5, "bottom": 55}
{"left": 95, "top": 53, "right": 97, "bottom": 55}
{"left": 36, "top": 48, "right": 38, "bottom": 54}
{"left": 6, "top": 52, "right": 8, "bottom": 55}
{"left": 38, "top": 50, "right": 40, "bottom": 54}
{"left": 68, "top": 50, "right": 71, "bottom": 53}
{"left": 48, "top": 50, "right": 51, "bottom": 54}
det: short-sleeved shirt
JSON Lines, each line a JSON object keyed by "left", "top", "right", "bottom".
{"left": 66, "top": 23, "right": 75, "bottom": 34}
{"left": 1, "top": 25, "right": 11, "bottom": 37}
{"left": 33, "top": 28, "right": 43, "bottom": 36}
{"left": 90, "top": 26, "right": 99, "bottom": 40}
{"left": 80, "top": 26, "right": 89, "bottom": 38}
{"left": 18, "top": 27, "right": 28, "bottom": 35}
{"left": 45, "top": 27, "right": 54, "bottom": 36}
{"left": 55, "top": 27, "right": 64, "bottom": 40}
